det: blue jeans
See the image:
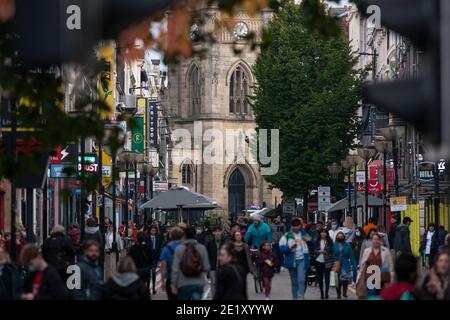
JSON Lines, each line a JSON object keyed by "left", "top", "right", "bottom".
{"left": 177, "top": 284, "right": 204, "bottom": 300}
{"left": 288, "top": 259, "right": 306, "bottom": 300}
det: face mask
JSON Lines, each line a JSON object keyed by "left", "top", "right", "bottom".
{"left": 355, "top": 231, "right": 361, "bottom": 237}
{"left": 0, "top": 259, "right": 6, "bottom": 266}
{"left": 337, "top": 237, "right": 345, "bottom": 243}
{"left": 331, "top": 225, "right": 337, "bottom": 231}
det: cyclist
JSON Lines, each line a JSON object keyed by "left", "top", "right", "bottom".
{"left": 244, "top": 215, "right": 272, "bottom": 249}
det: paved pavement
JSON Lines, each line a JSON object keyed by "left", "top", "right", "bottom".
{"left": 152, "top": 268, "right": 356, "bottom": 300}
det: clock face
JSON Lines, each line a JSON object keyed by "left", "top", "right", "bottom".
{"left": 233, "top": 22, "right": 249, "bottom": 40}
{"left": 190, "top": 24, "right": 199, "bottom": 42}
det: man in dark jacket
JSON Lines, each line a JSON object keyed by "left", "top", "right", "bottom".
{"left": 393, "top": 217, "right": 413, "bottom": 256}
{"left": 128, "top": 231, "right": 152, "bottom": 290}
{"left": 206, "top": 227, "right": 224, "bottom": 297}
{"left": 71, "top": 240, "right": 104, "bottom": 300}
{"left": 42, "top": 224, "right": 75, "bottom": 281}
{"left": 146, "top": 225, "right": 162, "bottom": 295}
{"left": 388, "top": 216, "right": 399, "bottom": 249}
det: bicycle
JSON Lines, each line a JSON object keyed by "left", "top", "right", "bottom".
{"left": 250, "top": 248, "right": 264, "bottom": 294}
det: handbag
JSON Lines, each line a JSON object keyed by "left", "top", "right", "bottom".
{"left": 332, "top": 248, "right": 343, "bottom": 273}
{"left": 356, "top": 264, "right": 368, "bottom": 298}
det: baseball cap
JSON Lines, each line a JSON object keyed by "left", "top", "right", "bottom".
{"left": 403, "top": 217, "right": 413, "bottom": 224}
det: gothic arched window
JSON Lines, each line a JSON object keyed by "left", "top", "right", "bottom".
{"left": 229, "top": 65, "right": 250, "bottom": 114}
{"left": 188, "top": 65, "right": 201, "bottom": 116}
{"left": 182, "top": 164, "right": 193, "bottom": 185}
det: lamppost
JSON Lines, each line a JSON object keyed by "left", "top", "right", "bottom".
{"left": 133, "top": 153, "right": 144, "bottom": 225}
{"left": 139, "top": 162, "right": 157, "bottom": 228}
{"left": 118, "top": 150, "right": 141, "bottom": 238}
{"left": 357, "top": 147, "right": 376, "bottom": 226}
{"left": 346, "top": 154, "right": 360, "bottom": 224}
{"left": 327, "top": 162, "right": 342, "bottom": 194}
{"left": 380, "top": 125, "right": 405, "bottom": 221}
{"left": 340, "top": 159, "right": 352, "bottom": 218}
{"left": 375, "top": 140, "right": 391, "bottom": 227}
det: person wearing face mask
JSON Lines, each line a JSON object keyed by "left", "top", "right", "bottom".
{"left": 20, "top": 244, "right": 66, "bottom": 300}
{"left": 70, "top": 240, "right": 104, "bottom": 300}
{"left": 328, "top": 219, "right": 340, "bottom": 242}
{"left": 0, "top": 247, "right": 22, "bottom": 300}
{"left": 333, "top": 231, "right": 357, "bottom": 299}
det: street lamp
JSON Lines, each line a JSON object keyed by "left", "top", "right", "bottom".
{"left": 118, "top": 150, "right": 141, "bottom": 238}
{"left": 380, "top": 125, "right": 405, "bottom": 221}
{"left": 340, "top": 159, "right": 352, "bottom": 219}
{"left": 346, "top": 154, "right": 360, "bottom": 224}
{"left": 327, "top": 162, "right": 342, "bottom": 198}
{"left": 357, "top": 146, "right": 376, "bottom": 226}
{"left": 375, "top": 140, "right": 391, "bottom": 227}
{"left": 138, "top": 162, "right": 157, "bottom": 228}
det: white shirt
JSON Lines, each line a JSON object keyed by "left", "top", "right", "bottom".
{"left": 294, "top": 232, "right": 305, "bottom": 260}
{"left": 329, "top": 229, "right": 339, "bottom": 242}
{"left": 425, "top": 231, "right": 434, "bottom": 255}
{"left": 316, "top": 240, "right": 326, "bottom": 263}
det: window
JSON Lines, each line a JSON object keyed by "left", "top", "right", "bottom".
{"left": 188, "top": 65, "right": 201, "bottom": 116}
{"left": 229, "top": 65, "right": 250, "bottom": 114}
{"left": 182, "top": 164, "right": 193, "bottom": 185}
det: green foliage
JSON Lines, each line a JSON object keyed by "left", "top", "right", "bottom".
{"left": 252, "top": 2, "right": 363, "bottom": 198}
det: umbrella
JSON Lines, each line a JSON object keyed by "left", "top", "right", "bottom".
{"left": 326, "top": 193, "right": 383, "bottom": 212}
{"left": 140, "top": 186, "right": 220, "bottom": 210}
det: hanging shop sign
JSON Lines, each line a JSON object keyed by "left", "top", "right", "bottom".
{"left": 132, "top": 116, "right": 144, "bottom": 153}
{"left": 390, "top": 196, "right": 407, "bottom": 212}
{"left": 417, "top": 162, "right": 435, "bottom": 181}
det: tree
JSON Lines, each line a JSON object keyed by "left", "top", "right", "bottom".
{"left": 252, "top": 2, "right": 363, "bottom": 198}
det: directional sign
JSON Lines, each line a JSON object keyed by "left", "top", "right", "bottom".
{"left": 318, "top": 186, "right": 331, "bottom": 211}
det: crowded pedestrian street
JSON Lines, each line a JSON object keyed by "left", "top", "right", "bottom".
{"left": 1, "top": 0, "right": 450, "bottom": 310}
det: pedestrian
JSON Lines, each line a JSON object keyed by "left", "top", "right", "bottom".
{"left": 84, "top": 217, "right": 103, "bottom": 248}
{"left": 279, "top": 218, "right": 310, "bottom": 300}
{"left": 270, "top": 215, "right": 286, "bottom": 272}
{"left": 256, "top": 241, "right": 277, "bottom": 300}
{"left": 0, "top": 247, "right": 22, "bottom": 300}
{"left": 363, "top": 217, "right": 378, "bottom": 236}
{"left": 340, "top": 216, "right": 356, "bottom": 245}
{"left": 420, "top": 251, "right": 450, "bottom": 300}
{"left": 376, "top": 253, "right": 419, "bottom": 300}
{"left": 206, "top": 226, "right": 224, "bottom": 297}
{"left": 359, "top": 228, "right": 378, "bottom": 263}
{"left": 357, "top": 232, "right": 394, "bottom": 298}
{"left": 231, "top": 230, "right": 253, "bottom": 276}
{"left": 70, "top": 240, "right": 103, "bottom": 300}
{"left": 388, "top": 215, "right": 399, "bottom": 249}
{"left": 128, "top": 231, "right": 152, "bottom": 292}
{"left": 146, "top": 225, "right": 162, "bottom": 295}
{"left": 68, "top": 223, "right": 81, "bottom": 256}
{"left": 377, "top": 225, "right": 390, "bottom": 249}
{"left": 393, "top": 217, "right": 413, "bottom": 256}
{"left": 105, "top": 218, "right": 124, "bottom": 254}
{"left": 352, "top": 227, "right": 365, "bottom": 266}
{"left": 314, "top": 228, "right": 334, "bottom": 299}
{"left": 41, "top": 224, "right": 75, "bottom": 281}
{"left": 20, "top": 244, "right": 66, "bottom": 300}
{"left": 244, "top": 215, "right": 272, "bottom": 249}
{"left": 171, "top": 227, "right": 210, "bottom": 300}
{"left": 420, "top": 223, "right": 438, "bottom": 270}
{"left": 5, "top": 231, "right": 27, "bottom": 265}
{"left": 328, "top": 219, "right": 340, "bottom": 242}
{"left": 160, "top": 227, "right": 184, "bottom": 300}
{"left": 103, "top": 256, "right": 150, "bottom": 300}
{"left": 213, "top": 242, "right": 247, "bottom": 300}
{"left": 333, "top": 231, "right": 357, "bottom": 299}
{"left": 128, "top": 221, "right": 138, "bottom": 244}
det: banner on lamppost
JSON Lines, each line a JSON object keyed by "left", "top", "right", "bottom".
{"left": 132, "top": 116, "right": 144, "bottom": 153}
{"left": 97, "top": 44, "right": 115, "bottom": 119}
{"left": 318, "top": 186, "right": 331, "bottom": 211}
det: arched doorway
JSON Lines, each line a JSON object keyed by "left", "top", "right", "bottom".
{"left": 228, "top": 169, "right": 246, "bottom": 220}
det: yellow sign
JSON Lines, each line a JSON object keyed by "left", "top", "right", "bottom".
{"left": 390, "top": 196, "right": 407, "bottom": 211}
{"left": 96, "top": 148, "right": 113, "bottom": 188}
{"left": 98, "top": 44, "right": 115, "bottom": 119}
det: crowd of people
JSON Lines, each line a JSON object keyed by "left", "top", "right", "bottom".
{"left": 1, "top": 213, "right": 450, "bottom": 301}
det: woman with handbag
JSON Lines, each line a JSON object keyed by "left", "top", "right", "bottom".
{"left": 333, "top": 231, "right": 357, "bottom": 299}
{"left": 314, "top": 229, "right": 335, "bottom": 299}
{"left": 357, "top": 233, "right": 394, "bottom": 298}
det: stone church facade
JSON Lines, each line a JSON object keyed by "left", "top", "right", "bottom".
{"left": 166, "top": 4, "right": 281, "bottom": 219}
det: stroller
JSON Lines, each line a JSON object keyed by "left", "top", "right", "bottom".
{"left": 306, "top": 264, "right": 317, "bottom": 287}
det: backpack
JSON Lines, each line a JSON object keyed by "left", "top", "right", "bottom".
{"left": 180, "top": 243, "right": 203, "bottom": 277}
